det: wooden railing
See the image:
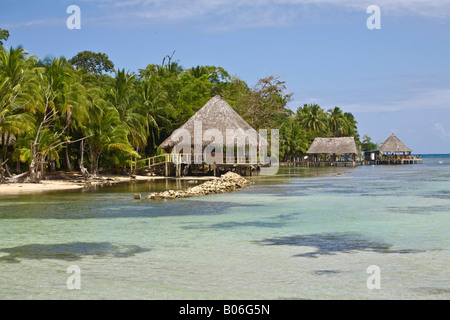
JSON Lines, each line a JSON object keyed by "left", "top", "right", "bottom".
{"left": 130, "top": 154, "right": 170, "bottom": 171}
{"left": 130, "top": 153, "right": 262, "bottom": 171}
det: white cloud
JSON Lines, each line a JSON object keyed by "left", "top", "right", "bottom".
{"left": 2, "top": 18, "right": 64, "bottom": 29}
{"left": 5, "top": 0, "right": 450, "bottom": 31}
{"left": 77, "top": 0, "right": 450, "bottom": 30}
{"left": 338, "top": 88, "right": 450, "bottom": 113}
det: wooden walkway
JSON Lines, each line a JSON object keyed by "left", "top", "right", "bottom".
{"left": 365, "top": 158, "right": 423, "bottom": 165}
{"left": 282, "top": 158, "right": 423, "bottom": 167}
{"left": 130, "top": 154, "right": 262, "bottom": 177}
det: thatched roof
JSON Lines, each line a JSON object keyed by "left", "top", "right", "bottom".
{"left": 378, "top": 133, "right": 412, "bottom": 153}
{"left": 159, "top": 95, "right": 267, "bottom": 151}
{"left": 306, "top": 137, "right": 358, "bottom": 155}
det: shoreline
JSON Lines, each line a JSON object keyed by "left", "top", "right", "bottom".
{"left": 0, "top": 173, "right": 217, "bottom": 195}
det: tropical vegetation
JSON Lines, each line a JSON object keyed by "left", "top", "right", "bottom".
{"left": 0, "top": 29, "right": 364, "bottom": 181}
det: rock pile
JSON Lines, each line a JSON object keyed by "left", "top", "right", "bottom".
{"left": 144, "top": 172, "right": 251, "bottom": 200}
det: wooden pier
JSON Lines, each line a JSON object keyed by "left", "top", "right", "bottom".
{"left": 282, "top": 157, "right": 423, "bottom": 167}
{"left": 365, "top": 158, "right": 423, "bottom": 165}
{"left": 130, "top": 153, "right": 261, "bottom": 177}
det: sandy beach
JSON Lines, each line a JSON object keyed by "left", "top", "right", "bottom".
{"left": 0, "top": 174, "right": 159, "bottom": 195}
{"left": 0, "top": 174, "right": 218, "bottom": 195}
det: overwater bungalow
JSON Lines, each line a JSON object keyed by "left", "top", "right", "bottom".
{"left": 364, "top": 133, "right": 422, "bottom": 165}
{"left": 132, "top": 95, "right": 268, "bottom": 176}
{"left": 306, "top": 137, "right": 359, "bottom": 166}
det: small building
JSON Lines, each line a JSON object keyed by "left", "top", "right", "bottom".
{"left": 364, "top": 150, "right": 380, "bottom": 164}
{"left": 375, "top": 133, "right": 421, "bottom": 164}
{"left": 157, "top": 95, "right": 268, "bottom": 176}
{"left": 306, "top": 137, "right": 358, "bottom": 165}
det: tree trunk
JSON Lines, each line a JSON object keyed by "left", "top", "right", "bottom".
{"left": 29, "top": 158, "right": 38, "bottom": 183}
{"left": 79, "top": 140, "right": 89, "bottom": 179}
{"left": 89, "top": 145, "right": 100, "bottom": 176}
{"left": 65, "top": 145, "right": 72, "bottom": 172}
{"left": 0, "top": 160, "right": 7, "bottom": 184}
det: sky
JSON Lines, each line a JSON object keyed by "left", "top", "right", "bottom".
{"left": 1, "top": 0, "right": 450, "bottom": 154}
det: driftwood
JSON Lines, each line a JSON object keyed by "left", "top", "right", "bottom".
{"left": 5, "top": 171, "right": 29, "bottom": 183}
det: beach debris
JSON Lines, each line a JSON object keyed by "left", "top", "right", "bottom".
{"left": 144, "top": 172, "right": 251, "bottom": 200}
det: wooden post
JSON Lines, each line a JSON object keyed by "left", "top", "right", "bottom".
{"left": 165, "top": 161, "right": 168, "bottom": 177}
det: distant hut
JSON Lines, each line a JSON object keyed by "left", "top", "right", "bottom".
{"left": 378, "top": 133, "right": 412, "bottom": 156}
{"left": 306, "top": 137, "right": 358, "bottom": 164}
{"left": 159, "top": 95, "right": 267, "bottom": 175}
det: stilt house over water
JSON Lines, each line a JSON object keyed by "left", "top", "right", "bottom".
{"left": 156, "top": 95, "right": 268, "bottom": 176}
{"left": 306, "top": 137, "right": 359, "bottom": 166}
{"left": 365, "top": 133, "right": 422, "bottom": 165}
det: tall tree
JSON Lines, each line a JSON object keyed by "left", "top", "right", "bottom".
{"left": 327, "top": 106, "right": 346, "bottom": 137}
{"left": 233, "top": 75, "right": 293, "bottom": 130}
{"left": 107, "top": 69, "right": 148, "bottom": 152}
{"left": 83, "top": 89, "right": 136, "bottom": 175}
{"left": 69, "top": 51, "right": 114, "bottom": 75}
{"left": 138, "top": 77, "right": 175, "bottom": 153}
{"left": 297, "top": 104, "right": 327, "bottom": 133}
{"left": 0, "top": 47, "right": 39, "bottom": 179}
{"left": 343, "top": 111, "right": 359, "bottom": 142}
{"left": 44, "top": 58, "right": 88, "bottom": 171}
{"left": 280, "top": 118, "right": 309, "bottom": 162}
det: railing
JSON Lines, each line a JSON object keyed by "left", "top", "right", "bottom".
{"left": 130, "top": 154, "right": 170, "bottom": 171}
{"left": 130, "top": 153, "right": 262, "bottom": 171}
{"left": 171, "top": 154, "right": 260, "bottom": 165}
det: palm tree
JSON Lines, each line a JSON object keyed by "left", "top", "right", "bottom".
{"left": 44, "top": 57, "right": 88, "bottom": 171}
{"left": 139, "top": 77, "right": 175, "bottom": 153}
{"left": 0, "top": 47, "right": 39, "bottom": 177}
{"left": 83, "top": 87, "right": 137, "bottom": 175}
{"left": 186, "top": 66, "right": 209, "bottom": 79}
{"left": 327, "top": 106, "right": 346, "bottom": 137}
{"left": 298, "top": 104, "right": 327, "bottom": 133}
{"left": 107, "top": 69, "right": 148, "bottom": 152}
{"left": 343, "top": 112, "right": 359, "bottom": 141}
{"left": 280, "top": 119, "right": 309, "bottom": 162}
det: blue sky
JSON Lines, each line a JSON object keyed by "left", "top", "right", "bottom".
{"left": 1, "top": 0, "right": 450, "bottom": 153}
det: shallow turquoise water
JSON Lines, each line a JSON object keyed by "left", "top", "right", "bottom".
{"left": 0, "top": 156, "right": 449, "bottom": 299}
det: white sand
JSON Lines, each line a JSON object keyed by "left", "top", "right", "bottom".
{"left": 0, "top": 174, "right": 216, "bottom": 195}
{"left": 0, "top": 180, "right": 85, "bottom": 194}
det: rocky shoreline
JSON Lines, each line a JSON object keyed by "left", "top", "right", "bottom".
{"left": 143, "top": 172, "right": 251, "bottom": 200}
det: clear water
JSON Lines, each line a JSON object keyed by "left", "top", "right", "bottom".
{"left": 0, "top": 156, "right": 449, "bottom": 299}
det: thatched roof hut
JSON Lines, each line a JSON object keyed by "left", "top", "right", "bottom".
{"left": 378, "top": 133, "right": 412, "bottom": 153}
{"left": 306, "top": 137, "right": 358, "bottom": 155}
{"left": 159, "top": 95, "right": 267, "bottom": 152}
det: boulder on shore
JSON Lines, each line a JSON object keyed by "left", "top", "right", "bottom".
{"left": 144, "top": 172, "right": 251, "bottom": 200}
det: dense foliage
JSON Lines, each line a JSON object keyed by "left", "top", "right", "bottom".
{"left": 0, "top": 31, "right": 364, "bottom": 181}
